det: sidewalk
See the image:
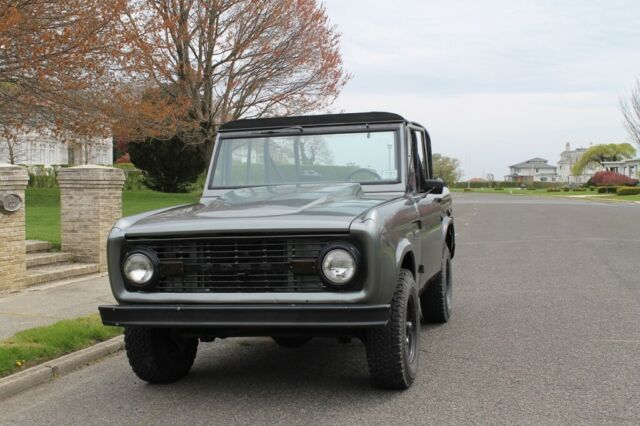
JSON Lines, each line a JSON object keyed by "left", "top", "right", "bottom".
{"left": 0, "top": 275, "right": 115, "bottom": 340}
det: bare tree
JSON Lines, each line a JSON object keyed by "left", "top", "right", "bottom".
{"left": 0, "top": 132, "right": 27, "bottom": 164}
{"left": 621, "top": 79, "right": 640, "bottom": 147}
{"left": 112, "top": 0, "right": 350, "bottom": 160}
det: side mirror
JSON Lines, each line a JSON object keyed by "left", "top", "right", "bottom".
{"left": 423, "top": 179, "right": 444, "bottom": 195}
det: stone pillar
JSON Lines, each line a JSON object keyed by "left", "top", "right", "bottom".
{"left": 0, "top": 164, "right": 29, "bottom": 291}
{"left": 58, "top": 166, "right": 125, "bottom": 272}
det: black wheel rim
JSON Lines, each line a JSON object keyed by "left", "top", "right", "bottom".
{"left": 405, "top": 297, "right": 417, "bottom": 364}
{"left": 445, "top": 258, "right": 452, "bottom": 311}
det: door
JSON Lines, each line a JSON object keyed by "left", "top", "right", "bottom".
{"left": 411, "top": 128, "right": 443, "bottom": 286}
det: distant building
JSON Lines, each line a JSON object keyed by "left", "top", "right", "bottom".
{"left": 504, "top": 158, "right": 558, "bottom": 183}
{"left": 601, "top": 158, "right": 640, "bottom": 179}
{"left": 556, "top": 143, "right": 598, "bottom": 184}
{"left": 0, "top": 127, "right": 112, "bottom": 166}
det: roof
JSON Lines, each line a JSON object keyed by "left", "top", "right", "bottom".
{"left": 219, "top": 112, "right": 408, "bottom": 132}
{"left": 509, "top": 158, "right": 556, "bottom": 169}
{"left": 600, "top": 157, "right": 640, "bottom": 166}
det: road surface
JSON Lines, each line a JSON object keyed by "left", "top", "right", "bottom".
{"left": 1, "top": 194, "right": 639, "bottom": 425}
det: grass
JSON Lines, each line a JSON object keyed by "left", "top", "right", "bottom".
{"left": 0, "top": 314, "right": 122, "bottom": 378}
{"left": 25, "top": 188, "right": 201, "bottom": 245}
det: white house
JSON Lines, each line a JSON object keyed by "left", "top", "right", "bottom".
{"left": 0, "top": 128, "right": 112, "bottom": 166}
{"left": 504, "top": 158, "right": 558, "bottom": 183}
{"left": 601, "top": 158, "right": 640, "bottom": 179}
{"left": 556, "top": 143, "right": 599, "bottom": 184}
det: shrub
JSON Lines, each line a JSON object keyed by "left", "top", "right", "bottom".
{"left": 572, "top": 188, "right": 587, "bottom": 192}
{"left": 562, "top": 187, "right": 570, "bottom": 192}
{"left": 113, "top": 163, "right": 145, "bottom": 191}
{"left": 26, "top": 165, "right": 61, "bottom": 188}
{"left": 587, "top": 171, "right": 638, "bottom": 187}
{"left": 128, "top": 137, "right": 206, "bottom": 193}
{"left": 588, "top": 186, "right": 596, "bottom": 191}
{"left": 616, "top": 186, "right": 640, "bottom": 196}
{"left": 463, "top": 188, "right": 472, "bottom": 192}
{"left": 547, "top": 188, "right": 561, "bottom": 192}
{"left": 597, "top": 186, "right": 619, "bottom": 194}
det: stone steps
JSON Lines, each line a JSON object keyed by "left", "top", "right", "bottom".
{"left": 26, "top": 252, "right": 74, "bottom": 268}
{"left": 25, "top": 240, "right": 99, "bottom": 286}
{"left": 26, "top": 240, "right": 53, "bottom": 253}
{"left": 25, "top": 262, "right": 100, "bottom": 287}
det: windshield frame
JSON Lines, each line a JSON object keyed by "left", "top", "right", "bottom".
{"left": 204, "top": 123, "right": 406, "bottom": 195}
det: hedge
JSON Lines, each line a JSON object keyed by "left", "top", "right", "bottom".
{"left": 597, "top": 186, "right": 619, "bottom": 194}
{"left": 452, "top": 181, "right": 560, "bottom": 189}
{"left": 616, "top": 186, "right": 640, "bottom": 196}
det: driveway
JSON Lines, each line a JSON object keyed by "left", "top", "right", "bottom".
{"left": 1, "top": 193, "right": 638, "bottom": 425}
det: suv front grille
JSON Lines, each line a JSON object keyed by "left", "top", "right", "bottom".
{"left": 125, "top": 235, "right": 351, "bottom": 293}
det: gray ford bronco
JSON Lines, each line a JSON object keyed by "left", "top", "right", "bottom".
{"left": 100, "top": 112, "right": 455, "bottom": 389}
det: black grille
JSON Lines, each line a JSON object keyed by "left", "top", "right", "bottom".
{"left": 125, "top": 235, "right": 350, "bottom": 293}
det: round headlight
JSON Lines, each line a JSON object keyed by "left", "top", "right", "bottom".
{"left": 321, "top": 248, "right": 356, "bottom": 285}
{"left": 123, "top": 252, "right": 155, "bottom": 286}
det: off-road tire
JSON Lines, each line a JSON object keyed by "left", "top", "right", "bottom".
{"left": 421, "top": 245, "right": 453, "bottom": 323}
{"left": 124, "top": 327, "right": 198, "bottom": 384}
{"left": 272, "top": 336, "right": 312, "bottom": 348}
{"left": 365, "top": 269, "right": 420, "bottom": 389}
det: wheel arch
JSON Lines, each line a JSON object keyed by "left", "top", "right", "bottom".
{"left": 395, "top": 239, "right": 417, "bottom": 280}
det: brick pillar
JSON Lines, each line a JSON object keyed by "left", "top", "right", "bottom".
{"left": 0, "top": 164, "right": 29, "bottom": 291}
{"left": 58, "top": 166, "right": 125, "bottom": 272}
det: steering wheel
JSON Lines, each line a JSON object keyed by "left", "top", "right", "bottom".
{"left": 346, "top": 168, "right": 382, "bottom": 182}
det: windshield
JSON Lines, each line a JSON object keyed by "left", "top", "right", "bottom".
{"left": 210, "top": 130, "right": 399, "bottom": 188}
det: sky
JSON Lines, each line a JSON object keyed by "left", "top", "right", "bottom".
{"left": 322, "top": 0, "right": 640, "bottom": 179}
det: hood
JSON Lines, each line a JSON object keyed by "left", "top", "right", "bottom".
{"left": 123, "top": 183, "right": 395, "bottom": 236}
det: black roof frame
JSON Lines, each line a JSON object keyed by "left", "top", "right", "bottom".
{"left": 219, "top": 111, "right": 416, "bottom": 132}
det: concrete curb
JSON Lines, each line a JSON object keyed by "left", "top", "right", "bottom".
{"left": 0, "top": 335, "right": 124, "bottom": 400}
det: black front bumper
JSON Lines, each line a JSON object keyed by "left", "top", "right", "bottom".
{"left": 99, "top": 304, "right": 390, "bottom": 329}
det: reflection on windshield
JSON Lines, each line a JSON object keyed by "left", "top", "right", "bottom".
{"left": 210, "top": 131, "right": 398, "bottom": 187}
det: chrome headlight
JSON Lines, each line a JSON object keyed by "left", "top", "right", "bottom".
{"left": 319, "top": 244, "right": 359, "bottom": 286}
{"left": 123, "top": 251, "right": 157, "bottom": 288}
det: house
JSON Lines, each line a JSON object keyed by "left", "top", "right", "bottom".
{"left": 504, "top": 158, "right": 558, "bottom": 183}
{"left": 0, "top": 127, "right": 112, "bottom": 166}
{"left": 556, "top": 143, "right": 599, "bottom": 184}
{"left": 600, "top": 158, "right": 640, "bottom": 179}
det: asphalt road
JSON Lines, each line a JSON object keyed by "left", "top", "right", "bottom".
{"left": 1, "top": 193, "right": 639, "bottom": 425}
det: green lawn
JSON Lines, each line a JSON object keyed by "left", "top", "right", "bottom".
{"left": 25, "top": 188, "right": 200, "bottom": 245}
{"left": 0, "top": 314, "right": 122, "bottom": 377}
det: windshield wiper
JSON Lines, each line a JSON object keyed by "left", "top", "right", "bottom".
{"left": 255, "top": 126, "right": 304, "bottom": 134}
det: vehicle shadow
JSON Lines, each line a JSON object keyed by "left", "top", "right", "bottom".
{"left": 134, "top": 326, "right": 440, "bottom": 400}
{"left": 180, "top": 337, "right": 376, "bottom": 394}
